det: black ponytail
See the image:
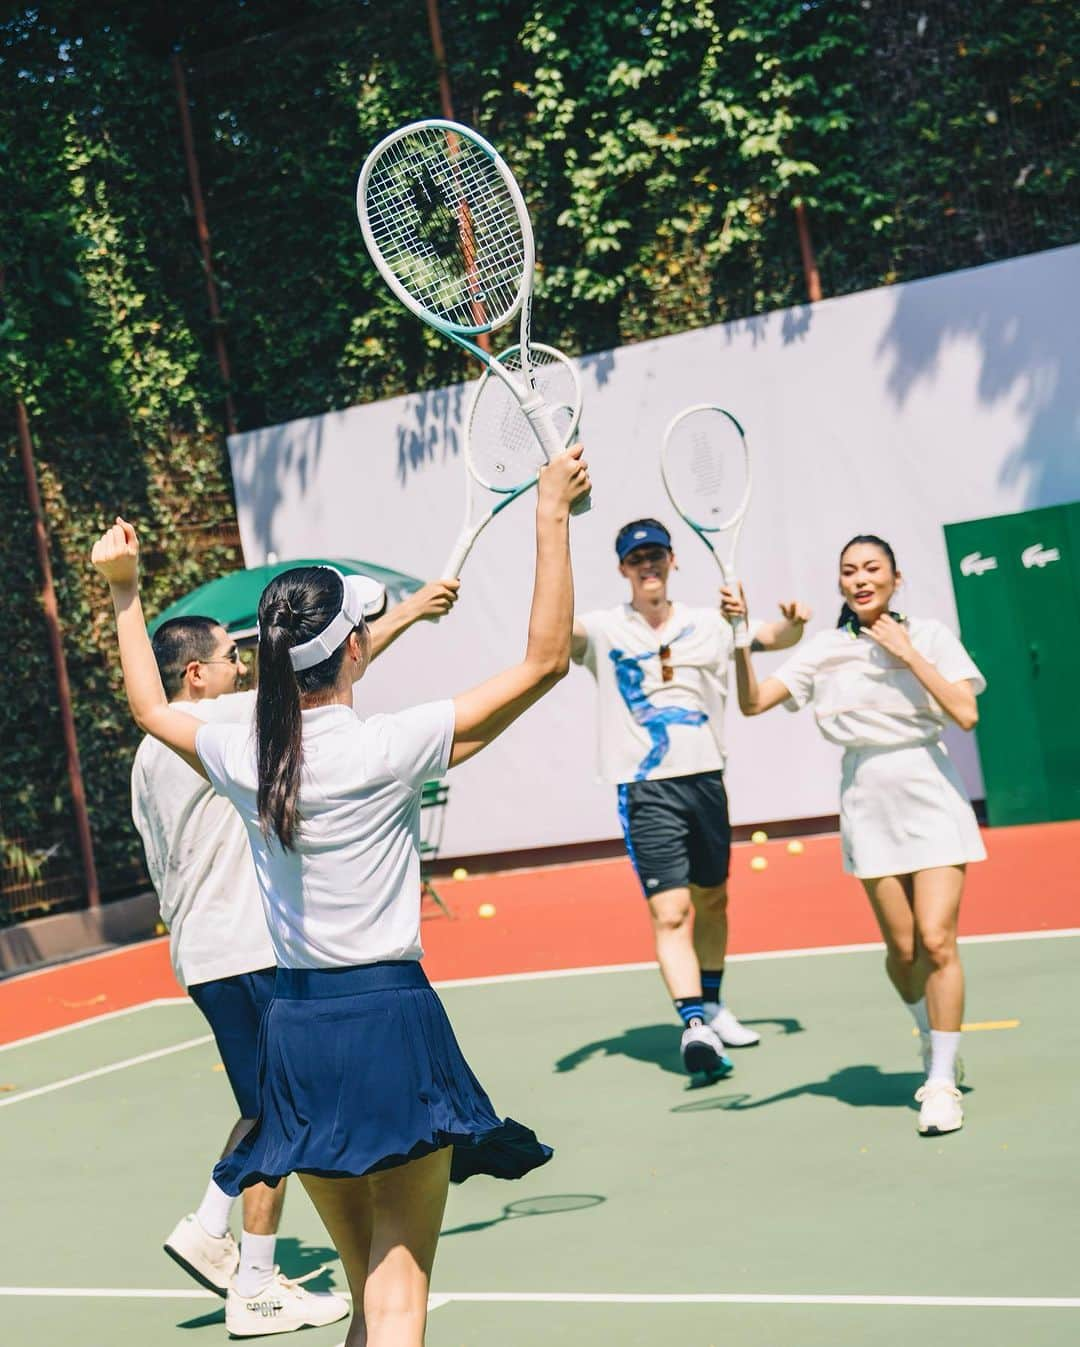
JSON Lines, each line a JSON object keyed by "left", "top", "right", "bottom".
{"left": 256, "top": 568, "right": 352, "bottom": 849}
{"left": 836, "top": 535, "right": 898, "bottom": 629}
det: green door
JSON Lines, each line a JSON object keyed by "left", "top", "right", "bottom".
{"left": 1004, "top": 507, "right": 1080, "bottom": 820}
{"left": 945, "top": 501, "right": 1080, "bottom": 826}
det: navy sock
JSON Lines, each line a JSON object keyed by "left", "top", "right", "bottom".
{"left": 701, "top": 969, "right": 724, "bottom": 1004}
{"left": 674, "top": 997, "right": 705, "bottom": 1028}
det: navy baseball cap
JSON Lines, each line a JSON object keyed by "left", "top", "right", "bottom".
{"left": 615, "top": 520, "right": 672, "bottom": 562}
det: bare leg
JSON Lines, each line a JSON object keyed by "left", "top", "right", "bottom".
{"left": 861, "top": 874, "right": 927, "bottom": 1005}
{"left": 646, "top": 887, "right": 701, "bottom": 999}
{"left": 689, "top": 882, "right": 728, "bottom": 971}
{"left": 913, "top": 865, "right": 966, "bottom": 1032}
{"left": 301, "top": 1147, "right": 451, "bottom": 1347}
{"left": 242, "top": 1179, "right": 286, "bottom": 1237}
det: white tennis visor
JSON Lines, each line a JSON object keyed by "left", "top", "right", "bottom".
{"left": 287, "top": 567, "right": 387, "bottom": 672}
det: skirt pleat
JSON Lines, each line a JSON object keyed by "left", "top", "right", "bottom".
{"left": 214, "top": 961, "right": 552, "bottom": 1195}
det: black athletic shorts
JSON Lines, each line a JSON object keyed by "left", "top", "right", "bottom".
{"left": 617, "top": 769, "right": 732, "bottom": 899}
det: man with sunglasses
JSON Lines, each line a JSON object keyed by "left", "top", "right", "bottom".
{"left": 571, "top": 520, "right": 809, "bottom": 1076}
{"left": 132, "top": 583, "right": 457, "bottom": 1335}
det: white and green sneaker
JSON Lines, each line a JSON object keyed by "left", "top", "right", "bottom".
{"left": 915, "top": 1080, "right": 964, "bottom": 1136}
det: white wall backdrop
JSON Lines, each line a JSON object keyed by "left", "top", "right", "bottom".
{"left": 228, "top": 245, "right": 1080, "bottom": 857}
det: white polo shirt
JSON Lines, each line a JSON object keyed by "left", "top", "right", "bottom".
{"left": 772, "top": 617, "right": 985, "bottom": 749}
{"left": 131, "top": 691, "right": 275, "bottom": 990}
{"left": 573, "top": 602, "right": 761, "bottom": 785}
{"left": 195, "top": 700, "right": 455, "bottom": 970}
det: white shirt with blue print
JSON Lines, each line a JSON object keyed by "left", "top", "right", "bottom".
{"left": 573, "top": 602, "right": 762, "bottom": 785}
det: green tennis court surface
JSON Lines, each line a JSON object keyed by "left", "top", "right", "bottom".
{"left": 2, "top": 934, "right": 1077, "bottom": 1346}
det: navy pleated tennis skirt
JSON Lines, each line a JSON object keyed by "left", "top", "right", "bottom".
{"left": 213, "top": 960, "right": 552, "bottom": 1195}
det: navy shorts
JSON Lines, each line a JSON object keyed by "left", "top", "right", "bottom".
{"left": 618, "top": 770, "right": 732, "bottom": 898}
{"left": 188, "top": 968, "right": 277, "bottom": 1119}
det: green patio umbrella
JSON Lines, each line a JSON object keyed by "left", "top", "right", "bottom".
{"left": 149, "top": 558, "right": 423, "bottom": 640}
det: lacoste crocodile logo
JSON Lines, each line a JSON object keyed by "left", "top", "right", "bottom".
{"left": 959, "top": 552, "right": 997, "bottom": 577}
{"left": 1021, "top": 543, "right": 1060, "bottom": 569}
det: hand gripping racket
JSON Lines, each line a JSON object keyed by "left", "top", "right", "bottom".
{"left": 356, "top": 119, "right": 591, "bottom": 526}
{"left": 660, "top": 404, "right": 753, "bottom": 641}
{"left": 444, "top": 341, "right": 582, "bottom": 576}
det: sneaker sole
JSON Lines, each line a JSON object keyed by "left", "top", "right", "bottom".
{"left": 918, "top": 1120, "right": 964, "bottom": 1137}
{"left": 682, "top": 1043, "right": 734, "bottom": 1077}
{"left": 163, "top": 1242, "right": 231, "bottom": 1298}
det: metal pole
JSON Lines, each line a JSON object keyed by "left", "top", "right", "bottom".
{"left": 794, "top": 200, "right": 823, "bottom": 302}
{"left": 424, "top": 0, "right": 491, "bottom": 353}
{"left": 13, "top": 398, "right": 101, "bottom": 910}
{"left": 170, "top": 50, "right": 239, "bottom": 435}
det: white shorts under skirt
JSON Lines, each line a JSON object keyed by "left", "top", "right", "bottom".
{"left": 839, "top": 741, "right": 986, "bottom": 879}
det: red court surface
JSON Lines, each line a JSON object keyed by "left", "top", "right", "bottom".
{"left": 2, "top": 820, "right": 1077, "bottom": 1046}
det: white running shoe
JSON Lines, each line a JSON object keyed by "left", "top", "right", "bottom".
{"left": 915, "top": 1080, "right": 964, "bottom": 1136}
{"left": 706, "top": 1003, "right": 760, "bottom": 1047}
{"left": 919, "top": 1033, "right": 965, "bottom": 1085}
{"left": 680, "top": 1022, "right": 733, "bottom": 1077}
{"left": 226, "top": 1267, "right": 349, "bottom": 1337}
{"left": 163, "top": 1213, "right": 239, "bottom": 1297}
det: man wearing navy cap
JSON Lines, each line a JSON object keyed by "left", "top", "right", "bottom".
{"left": 571, "top": 519, "right": 809, "bottom": 1076}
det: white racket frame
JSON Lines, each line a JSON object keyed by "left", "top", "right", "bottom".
{"left": 660, "top": 403, "right": 753, "bottom": 639}
{"left": 443, "top": 342, "right": 582, "bottom": 576}
{"left": 357, "top": 119, "right": 590, "bottom": 514}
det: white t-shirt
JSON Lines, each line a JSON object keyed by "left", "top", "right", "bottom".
{"left": 195, "top": 700, "right": 455, "bottom": 970}
{"left": 131, "top": 691, "right": 275, "bottom": 990}
{"left": 573, "top": 603, "right": 761, "bottom": 784}
{"left": 772, "top": 617, "right": 986, "bottom": 750}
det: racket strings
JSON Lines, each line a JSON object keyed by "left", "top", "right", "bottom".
{"left": 664, "top": 411, "right": 750, "bottom": 530}
{"left": 365, "top": 126, "right": 525, "bottom": 329}
{"left": 467, "top": 348, "right": 578, "bottom": 491}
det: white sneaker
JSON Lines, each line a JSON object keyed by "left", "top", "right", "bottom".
{"left": 226, "top": 1267, "right": 349, "bottom": 1337}
{"left": 919, "top": 1033, "right": 965, "bottom": 1085}
{"left": 915, "top": 1080, "right": 964, "bottom": 1136}
{"left": 706, "top": 1003, "right": 760, "bottom": 1047}
{"left": 680, "top": 1022, "right": 733, "bottom": 1077}
{"left": 163, "top": 1213, "right": 239, "bottom": 1297}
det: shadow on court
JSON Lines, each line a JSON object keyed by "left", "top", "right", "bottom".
{"left": 671, "top": 1064, "right": 933, "bottom": 1114}
{"left": 555, "top": 1017, "right": 805, "bottom": 1080}
{"left": 441, "top": 1193, "right": 606, "bottom": 1237}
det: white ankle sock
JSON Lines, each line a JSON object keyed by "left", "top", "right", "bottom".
{"left": 905, "top": 997, "right": 931, "bottom": 1036}
{"left": 194, "top": 1179, "right": 234, "bottom": 1239}
{"left": 234, "top": 1231, "right": 277, "bottom": 1296}
{"left": 928, "top": 1029, "right": 961, "bottom": 1084}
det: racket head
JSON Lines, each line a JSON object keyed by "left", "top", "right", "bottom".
{"left": 660, "top": 404, "right": 752, "bottom": 536}
{"left": 357, "top": 119, "right": 534, "bottom": 337}
{"left": 464, "top": 342, "right": 582, "bottom": 493}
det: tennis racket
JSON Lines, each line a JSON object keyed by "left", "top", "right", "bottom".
{"left": 444, "top": 341, "right": 582, "bottom": 576}
{"left": 660, "top": 404, "right": 753, "bottom": 641}
{"left": 356, "top": 118, "right": 591, "bottom": 518}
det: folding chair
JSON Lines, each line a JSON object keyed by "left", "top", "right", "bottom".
{"left": 419, "top": 780, "right": 454, "bottom": 918}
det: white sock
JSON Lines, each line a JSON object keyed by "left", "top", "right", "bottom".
{"left": 194, "top": 1179, "right": 234, "bottom": 1239}
{"left": 234, "top": 1231, "right": 277, "bottom": 1297}
{"left": 928, "top": 1029, "right": 962, "bottom": 1085}
{"left": 905, "top": 997, "right": 931, "bottom": 1036}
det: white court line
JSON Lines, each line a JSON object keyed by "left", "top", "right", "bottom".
{"left": 0, "top": 996, "right": 186, "bottom": 1054}
{"left": 1, "top": 928, "right": 1077, "bottom": 1049}
{"left": 0, "top": 1287, "right": 1076, "bottom": 1309}
{"left": 0, "top": 1034, "right": 212, "bottom": 1109}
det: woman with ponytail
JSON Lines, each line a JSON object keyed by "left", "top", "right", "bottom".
{"left": 725, "top": 535, "right": 985, "bottom": 1139}
{"left": 93, "top": 443, "right": 591, "bottom": 1346}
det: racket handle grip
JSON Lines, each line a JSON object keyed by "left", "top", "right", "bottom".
{"left": 721, "top": 569, "right": 750, "bottom": 646}
{"left": 443, "top": 531, "right": 473, "bottom": 579}
{"left": 524, "top": 400, "right": 592, "bottom": 516}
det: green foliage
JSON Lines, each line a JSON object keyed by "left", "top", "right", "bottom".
{"left": 0, "top": 0, "right": 1077, "bottom": 909}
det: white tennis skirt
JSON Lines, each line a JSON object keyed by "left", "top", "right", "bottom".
{"left": 839, "top": 741, "right": 986, "bottom": 879}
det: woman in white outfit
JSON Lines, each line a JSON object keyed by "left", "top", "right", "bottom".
{"left": 727, "top": 535, "right": 985, "bottom": 1137}
{"left": 92, "top": 445, "right": 590, "bottom": 1347}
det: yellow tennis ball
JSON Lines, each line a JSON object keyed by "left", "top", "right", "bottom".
{"left": 786, "top": 839, "right": 805, "bottom": 855}
{"left": 452, "top": 867, "right": 468, "bottom": 880}
{"left": 154, "top": 920, "right": 168, "bottom": 936}
{"left": 750, "top": 856, "right": 768, "bottom": 872}
{"left": 477, "top": 902, "right": 496, "bottom": 918}
{"left": 750, "top": 829, "right": 768, "bottom": 845}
